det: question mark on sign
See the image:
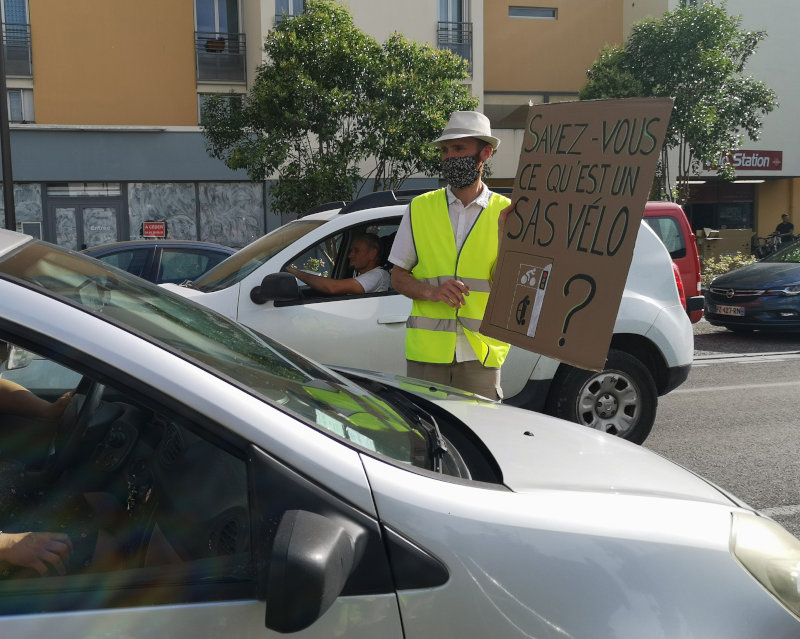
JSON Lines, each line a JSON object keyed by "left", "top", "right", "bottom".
{"left": 559, "top": 274, "right": 596, "bottom": 346}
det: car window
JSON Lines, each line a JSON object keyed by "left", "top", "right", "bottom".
{"left": 194, "top": 219, "right": 326, "bottom": 292}
{"left": 0, "top": 241, "right": 431, "bottom": 470}
{"left": 96, "top": 247, "right": 150, "bottom": 278}
{"left": 0, "top": 351, "right": 253, "bottom": 613}
{"left": 289, "top": 234, "right": 341, "bottom": 278}
{"left": 285, "top": 220, "right": 400, "bottom": 298}
{"left": 644, "top": 216, "right": 686, "bottom": 259}
{"left": 157, "top": 248, "right": 229, "bottom": 284}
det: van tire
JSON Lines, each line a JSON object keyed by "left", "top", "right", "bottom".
{"left": 544, "top": 349, "right": 658, "bottom": 444}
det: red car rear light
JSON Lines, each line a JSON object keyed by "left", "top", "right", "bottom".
{"left": 672, "top": 261, "right": 687, "bottom": 309}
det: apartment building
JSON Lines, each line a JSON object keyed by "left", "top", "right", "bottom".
{"left": 481, "top": 0, "right": 800, "bottom": 240}
{"left": 1, "top": 0, "right": 796, "bottom": 248}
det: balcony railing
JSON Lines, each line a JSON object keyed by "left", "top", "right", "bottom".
{"left": 195, "top": 31, "right": 246, "bottom": 83}
{"left": 3, "top": 23, "right": 32, "bottom": 77}
{"left": 437, "top": 21, "right": 472, "bottom": 73}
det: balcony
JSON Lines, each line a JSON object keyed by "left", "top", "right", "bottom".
{"left": 3, "top": 23, "right": 32, "bottom": 78}
{"left": 195, "top": 31, "right": 246, "bottom": 84}
{"left": 437, "top": 21, "right": 472, "bottom": 74}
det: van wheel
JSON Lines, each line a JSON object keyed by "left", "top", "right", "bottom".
{"left": 544, "top": 349, "right": 657, "bottom": 444}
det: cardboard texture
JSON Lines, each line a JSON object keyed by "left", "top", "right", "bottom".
{"left": 481, "top": 98, "right": 673, "bottom": 371}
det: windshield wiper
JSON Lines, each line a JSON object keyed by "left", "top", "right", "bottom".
{"left": 362, "top": 380, "right": 448, "bottom": 472}
{"left": 413, "top": 409, "right": 448, "bottom": 473}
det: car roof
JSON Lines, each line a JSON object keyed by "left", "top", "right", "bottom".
{"left": 643, "top": 201, "right": 686, "bottom": 215}
{"left": 299, "top": 186, "right": 515, "bottom": 219}
{"left": 83, "top": 239, "right": 235, "bottom": 253}
{"left": 0, "top": 227, "right": 33, "bottom": 256}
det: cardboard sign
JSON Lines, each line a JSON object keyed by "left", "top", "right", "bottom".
{"left": 142, "top": 220, "right": 167, "bottom": 238}
{"left": 481, "top": 98, "right": 673, "bottom": 371}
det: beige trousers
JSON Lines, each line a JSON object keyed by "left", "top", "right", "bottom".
{"left": 406, "top": 359, "right": 502, "bottom": 401}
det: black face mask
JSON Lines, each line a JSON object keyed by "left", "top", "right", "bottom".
{"left": 442, "top": 153, "right": 481, "bottom": 189}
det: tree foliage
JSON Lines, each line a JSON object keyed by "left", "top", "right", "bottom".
{"left": 201, "top": 0, "right": 476, "bottom": 215}
{"left": 579, "top": 1, "right": 777, "bottom": 203}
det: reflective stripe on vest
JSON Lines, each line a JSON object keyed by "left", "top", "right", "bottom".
{"left": 407, "top": 188, "right": 511, "bottom": 367}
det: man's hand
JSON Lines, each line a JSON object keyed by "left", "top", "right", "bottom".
{"left": 0, "top": 531, "right": 73, "bottom": 576}
{"left": 44, "top": 390, "right": 74, "bottom": 421}
{"left": 498, "top": 201, "right": 515, "bottom": 245}
{"left": 392, "top": 267, "right": 469, "bottom": 308}
{"left": 431, "top": 279, "right": 470, "bottom": 308}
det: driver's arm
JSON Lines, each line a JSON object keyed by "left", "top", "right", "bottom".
{"left": 0, "top": 379, "right": 73, "bottom": 420}
{"left": 286, "top": 265, "right": 365, "bottom": 295}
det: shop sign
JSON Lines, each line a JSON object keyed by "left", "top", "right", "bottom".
{"left": 142, "top": 221, "right": 167, "bottom": 238}
{"left": 707, "top": 150, "right": 783, "bottom": 171}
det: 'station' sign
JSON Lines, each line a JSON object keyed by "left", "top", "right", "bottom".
{"left": 482, "top": 98, "right": 673, "bottom": 372}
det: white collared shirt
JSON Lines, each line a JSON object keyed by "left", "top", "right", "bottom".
{"left": 388, "top": 184, "right": 494, "bottom": 362}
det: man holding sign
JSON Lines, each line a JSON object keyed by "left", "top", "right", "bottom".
{"left": 389, "top": 111, "right": 512, "bottom": 399}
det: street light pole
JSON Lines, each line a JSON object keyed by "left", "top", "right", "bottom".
{"left": 0, "top": 24, "right": 15, "bottom": 231}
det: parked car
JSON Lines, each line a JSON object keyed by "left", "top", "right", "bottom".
{"left": 704, "top": 239, "right": 800, "bottom": 332}
{"left": 643, "top": 201, "right": 704, "bottom": 323}
{"left": 165, "top": 190, "right": 694, "bottom": 444}
{"left": 83, "top": 239, "right": 235, "bottom": 284}
{"left": 1, "top": 228, "right": 799, "bottom": 637}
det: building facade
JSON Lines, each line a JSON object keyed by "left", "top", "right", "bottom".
{"left": 481, "top": 0, "right": 800, "bottom": 245}
{"left": 1, "top": 0, "right": 796, "bottom": 249}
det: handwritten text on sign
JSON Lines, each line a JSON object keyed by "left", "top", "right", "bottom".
{"left": 482, "top": 98, "right": 673, "bottom": 372}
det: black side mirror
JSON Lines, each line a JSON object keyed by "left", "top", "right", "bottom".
{"left": 265, "top": 510, "right": 359, "bottom": 633}
{"left": 250, "top": 272, "right": 300, "bottom": 304}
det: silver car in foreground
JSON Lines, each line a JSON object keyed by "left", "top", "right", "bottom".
{"left": 0, "top": 227, "right": 798, "bottom": 638}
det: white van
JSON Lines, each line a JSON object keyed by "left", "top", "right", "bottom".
{"left": 165, "top": 191, "right": 694, "bottom": 443}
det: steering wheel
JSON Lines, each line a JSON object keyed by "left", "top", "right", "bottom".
{"left": 44, "top": 376, "right": 106, "bottom": 479}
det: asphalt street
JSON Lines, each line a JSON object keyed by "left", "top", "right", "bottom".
{"left": 645, "top": 319, "right": 800, "bottom": 538}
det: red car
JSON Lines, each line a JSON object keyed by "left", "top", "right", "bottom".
{"left": 643, "top": 201, "right": 704, "bottom": 323}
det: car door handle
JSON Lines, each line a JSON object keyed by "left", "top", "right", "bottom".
{"left": 377, "top": 315, "right": 408, "bottom": 324}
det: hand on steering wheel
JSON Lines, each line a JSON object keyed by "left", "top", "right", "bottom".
{"left": 44, "top": 376, "right": 105, "bottom": 479}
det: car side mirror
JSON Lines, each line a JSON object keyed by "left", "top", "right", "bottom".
{"left": 6, "top": 345, "right": 35, "bottom": 370}
{"left": 250, "top": 272, "right": 300, "bottom": 304}
{"left": 265, "top": 510, "right": 358, "bottom": 633}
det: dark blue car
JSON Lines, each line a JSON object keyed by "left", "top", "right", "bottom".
{"left": 704, "top": 240, "right": 800, "bottom": 332}
{"left": 83, "top": 239, "right": 235, "bottom": 284}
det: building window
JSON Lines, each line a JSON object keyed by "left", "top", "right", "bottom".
{"left": 7, "top": 88, "right": 32, "bottom": 122}
{"left": 2, "top": 0, "right": 31, "bottom": 77}
{"left": 438, "top": 0, "right": 472, "bottom": 72}
{"left": 508, "top": 7, "right": 558, "bottom": 19}
{"left": 195, "top": 0, "right": 246, "bottom": 83}
{"left": 46, "top": 183, "right": 122, "bottom": 197}
{"left": 195, "top": 0, "right": 239, "bottom": 33}
{"left": 276, "top": 0, "right": 305, "bottom": 22}
{"left": 439, "top": 0, "right": 469, "bottom": 23}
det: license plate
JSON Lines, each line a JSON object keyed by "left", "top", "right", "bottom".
{"left": 714, "top": 304, "right": 745, "bottom": 316}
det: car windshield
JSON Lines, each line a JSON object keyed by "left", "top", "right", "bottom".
{"left": 0, "top": 240, "right": 430, "bottom": 469}
{"left": 763, "top": 242, "right": 800, "bottom": 263}
{"left": 192, "top": 219, "right": 326, "bottom": 292}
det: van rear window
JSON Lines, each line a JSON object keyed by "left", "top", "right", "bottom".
{"left": 644, "top": 217, "right": 686, "bottom": 259}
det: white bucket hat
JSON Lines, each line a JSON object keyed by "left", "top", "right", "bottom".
{"left": 432, "top": 110, "right": 501, "bottom": 150}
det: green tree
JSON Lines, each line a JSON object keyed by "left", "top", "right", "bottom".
{"left": 579, "top": 1, "right": 777, "bottom": 203}
{"left": 201, "top": 0, "right": 476, "bottom": 215}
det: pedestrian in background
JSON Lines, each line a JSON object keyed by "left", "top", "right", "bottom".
{"left": 389, "top": 111, "right": 511, "bottom": 399}
{"left": 774, "top": 213, "right": 795, "bottom": 244}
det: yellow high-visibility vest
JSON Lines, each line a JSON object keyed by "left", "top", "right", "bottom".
{"left": 406, "top": 188, "right": 511, "bottom": 367}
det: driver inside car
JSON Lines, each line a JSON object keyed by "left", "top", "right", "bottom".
{"left": 0, "top": 338, "right": 252, "bottom": 588}
{"left": 0, "top": 378, "right": 80, "bottom": 576}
